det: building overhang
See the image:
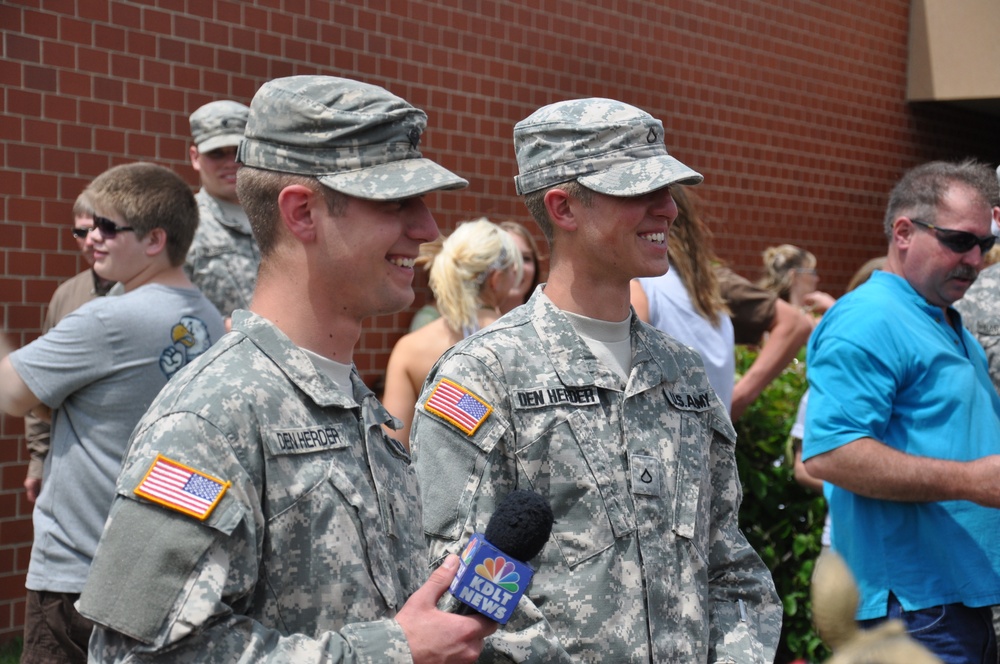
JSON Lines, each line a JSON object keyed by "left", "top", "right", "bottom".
{"left": 908, "top": 0, "right": 1000, "bottom": 115}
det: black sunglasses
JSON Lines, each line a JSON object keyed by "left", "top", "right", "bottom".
{"left": 71, "top": 216, "right": 136, "bottom": 239}
{"left": 910, "top": 218, "right": 996, "bottom": 255}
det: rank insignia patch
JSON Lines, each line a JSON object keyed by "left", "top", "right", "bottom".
{"left": 134, "top": 454, "right": 230, "bottom": 520}
{"left": 425, "top": 378, "right": 492, "bottom": 436}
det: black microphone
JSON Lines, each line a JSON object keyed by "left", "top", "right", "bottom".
{"left": 446, "top": 489, "right": 554, "bottom": 624}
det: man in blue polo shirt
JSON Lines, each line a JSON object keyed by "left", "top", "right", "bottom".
{"left": 804, "top": 159, "right": 1000, "bottom": 663}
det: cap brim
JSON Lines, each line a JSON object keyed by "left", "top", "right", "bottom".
{"left": 577, "top": 155, "right": 703, "bottom": 196}
{"left": 197, "top": 134, "right": 244, "bottom": 154}
{"left": 317, "top": 158, "right": 468, "bottom": 200}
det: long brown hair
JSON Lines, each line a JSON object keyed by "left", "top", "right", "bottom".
{"left": 668, "top": 186, "right": 730, "bottom": 325}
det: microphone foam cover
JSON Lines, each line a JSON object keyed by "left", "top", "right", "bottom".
{"left": 484, "top": 489, "right": 554, "bottom": 562}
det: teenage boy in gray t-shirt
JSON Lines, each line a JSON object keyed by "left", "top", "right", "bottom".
{"left": 0, "top": 162, "right": 225, "bottom": 664}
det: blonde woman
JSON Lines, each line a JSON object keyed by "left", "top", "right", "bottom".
{"left": 382, "top": 218, "right": 522, "bottom": 447}
{"left": 759, "top": 244, "right": 835, "bottom": 315}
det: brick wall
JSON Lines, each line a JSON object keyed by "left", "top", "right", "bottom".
{"left": 3, "top": 0, "right": 1000, "bottom": 642}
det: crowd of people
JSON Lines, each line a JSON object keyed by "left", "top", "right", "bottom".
{"left": 0, "top": 73, "right": 999, "bottom": 664}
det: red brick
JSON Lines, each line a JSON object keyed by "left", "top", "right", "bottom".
{"left": 24, "top": 224, "right": 57, "bottom": 251}
{"left": 0, "top": 573, "right": 28, "bottom": 602}
{"left": 143, "top": 59, "right": 170, "bottom": 85}
{"left": 202, "top": 69, "right": 228, "bottom": 94}
{"left": 174, "top": 14, "right": 201, "bottom": 41}
{"left": 156, "top": 87, "right": 185, "bottom": 114}
{"left": 0, "top": 59, "right": 22, "bottom": 92}
{"left": 21, "top": 158, "right": 59, "bottom": 190}
{"left": 125, "top": 81, "right": 154, "bottom": 109}
{"left": 94, "top": 127, "right": 125, "bottom": 154}
{"left": 78, "top": 46, "right": 109, "bottom": 75}
{"left": 112, "top": 53, "right": 141, "bottom": 80}
{"left": 77, "top": 151, "right": 112, "bottom": 178}
{"left": 59, "top": 69, "right": 91, "bottom": 96}
{"left": 95, "top": 23, "right": 126, "bottom": 52}
{"left": 244, "top": 5, "right": 268, "bottom": 30}
{"left": 78, "top": 99, "right": 110, "bottom": 126}
{"left": 127, "top": 133, "right": 156, "bottom": 158}
{"left": 218, "top": 49, "right": 241, "bottom": 73}
{"left": 59, "top": 15, "right": 92, "bottom": 46}
{"left": 204, "top": 22, "right": 228, "bottom": 48}
{"left": 127, "top": 29, "right": 156, "bottom": 58}
{"left": 92, "top": 77, "right": 123, "bottom": 104}
{"left": 143, "top": 7, "right": 173, "bottom": 36}
{"left": 21, "top": 64, "right": 56, "bottom": 92}
{"left": 7, "top": 32, "right": 41, "bottom": 64}
{"left": 7, "top": 88, "right": 42, "bottom": 118}
{"left": 187, "top": 1, "right": 214, "bottom": 20}
{"left": 109, "top": 1, "right": 139, "bottom": 28}
{"left": 158, "top": 0, "right": 186, "bottom": 12}
{"left": 59, "top": 123, "right": 92, "bottom": 150}
{"left": 21, "top": 8, "right": 54, "bottom": 39}
{"left": 231, "top": 26, "right": 255, "bottom": 52}
{"left": 270, "top": 11, "right": 293, "bottom": 35}
{"left": 173, "top": 65, "right": 199, "bottom": 90}
{"left": 43, "top": 93, "right": 78, "bottom": 122}
{"left": 231, "top": 77, "right": 257, "bottom": 101}
{"left": 42, "top": 252, "right": 79, "bottom": 278}
{"left": 217, "top": 1, "right": 241, "bottom": 25}
{"left": 7, "top": 198, "right": 43, "bottom": 224}
{"left": 158, "top": 36, "right": 185, "bottom": 63}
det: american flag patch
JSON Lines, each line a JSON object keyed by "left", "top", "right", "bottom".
{"left": 134, "top": 455, "right": 230, "bottom": 520}
{"left": 425, "top": 378, "right": 492, "bottom": 436}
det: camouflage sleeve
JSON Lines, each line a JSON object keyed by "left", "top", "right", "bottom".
{"left": 704, "top": 410, "right": 782, "bottom": 662}
{"left": 953, "top": 273, "right": 1000, "bottom": 397}
{"left": 184, "top": 251, "right": 256, "bottom": 319}
{"left": 412, "top": 352, "right": 574, "bottom": 664}
{"left": 87, "top": 534, "right": 411, "bottom": 664}
{"left": 80, "top": 412, "right": 412, "bottom": 664}
{"left": 23, "top": 411, "right": 49, "bottom": 479}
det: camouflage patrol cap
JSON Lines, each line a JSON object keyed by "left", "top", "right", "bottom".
{"left": 189, "top": 100, "right": 250, "bottom": 154}
{"left": 237, "top": 75, "right": 468, "bottom": 200}
{"left": 513, "top": 98, "right": 703, "bottom": 196}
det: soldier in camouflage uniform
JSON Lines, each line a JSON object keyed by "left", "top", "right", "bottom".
{"left": 955, "top": 254, "right": 1000, "bottom": 396}
{"left": 954, "top": 207, "right": 1000, "bottom": 657}
{"left": 411, "top": 98, "right": 782, "bottom": 662}
{"left": 185, "top": 100, "right": 260, "bottom": 322}
{"left": 78, "top": 76, "right": 496, "bottom": 663}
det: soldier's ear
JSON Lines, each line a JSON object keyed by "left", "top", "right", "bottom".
{"left": 276, "top": 185, "right": 319, "bottom": 243}
{"left": 544, "top": 187, "right": 577, "bottom": 233}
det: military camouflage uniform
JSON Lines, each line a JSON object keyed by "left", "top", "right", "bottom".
{"left": 955, "top": 261, "right": 1000, "bottom": 395}
{"left": 79, "top": 310, "right": 424, "bottom": 663}
{"left": 956, "top": 261, "right": 1000, "bottom": 646}
{"left": 412, "top": 291, "right": 782, "bottom": 663}
{"left": 183, "top": 189, "right": 259, "bottom": 318}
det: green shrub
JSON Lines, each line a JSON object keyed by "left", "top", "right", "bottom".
{"left": 734, "top": 347, "right": 830, "bottom": 664}
{"left": 0, "top": 638, "right": 22, "bottom": 664}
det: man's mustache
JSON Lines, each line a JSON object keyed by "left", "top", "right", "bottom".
{"left": 950, "top": 265, "right": 978, "bottom": 281}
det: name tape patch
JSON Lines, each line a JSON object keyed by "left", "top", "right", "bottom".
{"left": 513, "top": 386, "right": 598, "bottom": 409}
{"left": 267, "top": 425, "right": 348, "bottom": 456}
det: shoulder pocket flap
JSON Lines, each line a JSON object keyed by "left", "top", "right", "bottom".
{"left": 79, "top": 498, "right": 218, "bottom": 645}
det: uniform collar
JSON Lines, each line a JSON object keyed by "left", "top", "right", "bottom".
{"left": 520, "top": 287, "right": 679, "bottom": 394}
{"left": 231, "top": 310, "right": 389, "bottom": 422}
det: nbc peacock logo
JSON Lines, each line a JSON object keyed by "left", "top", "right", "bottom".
{"left": 475, "top": 557, "right": 521, "bottom": 593}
